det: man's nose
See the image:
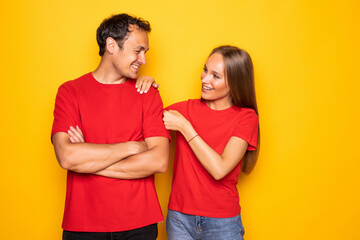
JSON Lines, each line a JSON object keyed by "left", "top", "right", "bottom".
{"left": 139, "top": 53, "right": 146, "bottom": 65}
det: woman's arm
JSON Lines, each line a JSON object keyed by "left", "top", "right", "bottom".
{"left": 163, "top": 110, "right": 248, "bottom": 180}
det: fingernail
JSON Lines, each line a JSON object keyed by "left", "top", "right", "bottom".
{"left": 137, "top": 88, "right": 140, "bottom": 92}
{"left": 144, "top": 90, "right": 147, "bottom": 93}
{"left": 140, "top": 91, "right": 143, "bottom": 94}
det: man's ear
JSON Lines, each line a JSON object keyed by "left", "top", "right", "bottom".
{"left": 105, "top": 37, "right": 117, "bottom": 54}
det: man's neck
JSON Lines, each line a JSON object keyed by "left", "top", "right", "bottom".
{"left": 92, "top": 58, "right": 127, "bottom": 84}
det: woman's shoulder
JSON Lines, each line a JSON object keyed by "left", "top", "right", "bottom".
{"left": 237, "top": 107, "right": 257, "bottom": 115}
{"left": 165, "top": 99, "right": 201, "bottom": 110}
{"left": 233, "top": 107, "right": 259, "bottom": 122}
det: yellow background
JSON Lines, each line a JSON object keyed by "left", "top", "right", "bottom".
{"left": 1, "top": 0, "right": 359, "bottom": 239}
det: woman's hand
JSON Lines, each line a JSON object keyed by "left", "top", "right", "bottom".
{"left": 67, "top": 126, "right": 85, "bottom": 143}
{"left": 163, "top": 110, "right": 191, "bottom": 133}
{"left": 135, "top": 76, "right": 159, "bottom": 94}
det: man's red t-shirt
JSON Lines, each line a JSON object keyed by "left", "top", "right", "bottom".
{"left": 167, "top": 99, "right": 258, "bottom": 218}
{"left": 51, "top": 73, "right": 170, "bottom": 232}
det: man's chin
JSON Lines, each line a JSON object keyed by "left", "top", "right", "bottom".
{"left": 126, "top": 74, "right": 138, "bottom": 80}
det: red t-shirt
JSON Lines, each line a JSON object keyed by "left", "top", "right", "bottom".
{"left": 51, "top": 73, "right": 170, "bottom": 232}
{"left": 167, "top": 99, "right": 258, "bottom": 218}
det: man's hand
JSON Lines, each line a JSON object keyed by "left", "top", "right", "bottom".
{"left": 135, "top": 76, "right": 159, "bottom": 94}
{"left": 68, "top": 126, "right": 85, "bottom": 143}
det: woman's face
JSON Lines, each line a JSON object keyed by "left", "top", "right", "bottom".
{"left": 201, "top": 52, "right": 232, "bottom": 109}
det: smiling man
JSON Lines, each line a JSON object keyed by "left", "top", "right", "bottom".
{"left": 51, "top": 14, "right": 170, "bottom": 240}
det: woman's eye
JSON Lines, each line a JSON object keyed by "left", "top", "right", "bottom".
{"left": 203, "top": 67, "right": 207, "bottom": 73}
{"left": 213, "top": 74, "right": 220, "bottom": 79}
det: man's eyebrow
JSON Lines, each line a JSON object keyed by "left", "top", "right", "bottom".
{"left": 136, "top": 46, "right": 149, "bottom": 50}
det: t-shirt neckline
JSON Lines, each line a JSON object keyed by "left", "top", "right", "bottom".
{"left": 88, "top": 72, "right": 130, "bottom": 87}
{"left": 200, "top": 100, "right": 237, "bottom": 113}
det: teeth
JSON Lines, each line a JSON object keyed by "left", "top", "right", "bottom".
{"left": 203, "top": 86, "right": 212, "bottom": 90}
{"left": 132, "top": 65, "right": 139, "bottom": 69}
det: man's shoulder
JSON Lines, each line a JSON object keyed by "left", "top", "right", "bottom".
{"left": 57, "top": 73, "right": 91, "bottom": 93}
{"left": 124, "top": 79, "right": 158, "bottom": 96}
{"left": 139, "top": 83, "right": 161, "bottom": 100}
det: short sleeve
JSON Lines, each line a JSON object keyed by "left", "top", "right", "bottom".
{"left": 165, "top": 100, "right": 188, "bottom": 114}
{"left": 233, "top": 110, "right": 259, "bottom": 150}
{"left": 142, "top": 89, "right": 170, "bottom": 139}
{"left": 51, "top": 83, "right": 80, "bottom": 139}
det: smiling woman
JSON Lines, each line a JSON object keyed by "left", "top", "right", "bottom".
{"left": 162, "top": 45, "right": 260, "bottom": 240}
{"left": 200, "top": 52, "right": 232, "bottom": 110}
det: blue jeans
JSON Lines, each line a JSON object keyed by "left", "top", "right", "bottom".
{"left": 166, "top": 210, "right": 245, "bottom": 240}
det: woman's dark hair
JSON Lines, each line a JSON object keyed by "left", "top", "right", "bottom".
{"left": 210, "top": 45, "right": 260, "bottom": 174}
{"left": 96, "top": 13, "right": 151, "bottom": 56}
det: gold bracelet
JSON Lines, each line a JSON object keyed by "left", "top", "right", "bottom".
{"left": 187, "top": 134, "right": 199, "bottom": 143}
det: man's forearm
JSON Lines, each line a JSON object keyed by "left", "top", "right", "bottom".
{"left": 53, "top": 132, "right": 146, "bottom": 173}
{"left": 95, "top": 137, "right": 169, "bottom": 179}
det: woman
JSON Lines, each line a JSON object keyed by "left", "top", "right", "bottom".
{"left": 163, "top": 45, "right": 260, "bottom": 240}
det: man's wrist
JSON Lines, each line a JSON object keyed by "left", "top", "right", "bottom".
{"left": 129, "top": 141, "right": 147, "bottom": 155}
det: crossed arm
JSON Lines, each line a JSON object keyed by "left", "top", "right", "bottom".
{"left": 52, "top": 77, "right": 169, "bottom": 179}
{"left": 52, "top": 129, "right": 169, "bottom": 179}
{"left": 163, "top": 110, "right": 249, "bottom": 180}
{"left": 52, "top": 130, "right": 146, "bottom": 173}
{"left": 94, "top": 136, "right": 169, "bottom": 179}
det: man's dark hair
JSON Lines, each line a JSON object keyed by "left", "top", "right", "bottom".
{"left": 96, "top": 14, "right": 151, "bottom": 56}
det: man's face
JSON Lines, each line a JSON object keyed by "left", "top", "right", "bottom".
{"left": 112, "top": 26, "right": 149, "bottom": 80}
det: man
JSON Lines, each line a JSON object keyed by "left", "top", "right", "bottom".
{"left": 51, "top": 14, "right": 170, "bottom": 240}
